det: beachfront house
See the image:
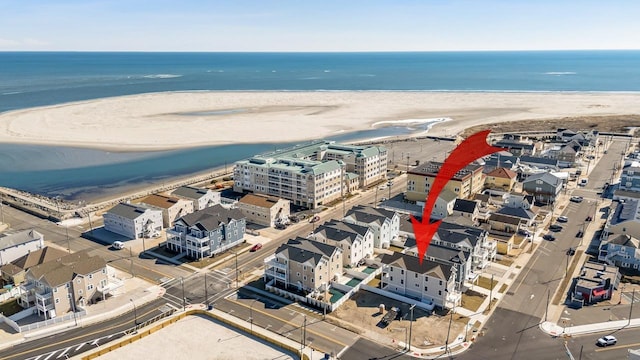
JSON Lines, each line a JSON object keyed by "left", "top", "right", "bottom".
{"left": 0, "top": 229, "right": 44, "bottom": 266}
{"left": 380, "top": 252, "right": 460, "bottom": 309}
{"left": 311, "top": 220, "right": 374, "bottom": 267}
{"left": 343, "top": 205, "right": 399, "bottom": 249}
{"left": 264, "top": 237, "right": 343, "bottom": 295}
{"left": 103, "top": 203, "right": 163, "bottom": 239}
{"left": 21, "top": 251, "right": 110, "bottom": 318}
{"left": 406, "top": 161, "right": 484, "bottom": 202}
{"left": 236, "top": 193, "right": 290, "bottom": 227}
{"left": 171, "top": 185, "right": 221, "bottom": 211}
{"left": 165, "top": 205, "right": 246, "bottom": 260}
{"left": 452, "top": 198, "right": 479, "bottom": 223}
{"left": 138, "top": 194, "right": 194, "bottom": 228}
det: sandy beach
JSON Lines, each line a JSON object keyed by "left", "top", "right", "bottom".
{"left": 1, "top": 91, "right": 640, "bottom": 151}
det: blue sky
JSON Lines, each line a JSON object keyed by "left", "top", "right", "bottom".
{"left": 0, "top": 0, "right": 638, "bottom": 51}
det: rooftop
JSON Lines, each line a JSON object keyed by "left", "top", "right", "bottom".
{"left": 238, "top": 193, "right": 287, "bottom": 208}
{"left": 172, "top": 186, "right": 212, "bottom": 200}
{"left": 275, "top": 237, "right": 340, "bottom": 267}
{"left": 487, "top": 167, "right": 517, "bottom": 180}
{"left": 106, "top": 203, "right": 157, "bottom": 220}
{"left": 138, "top": 194, "right": 184, "bottom": 209}
{"left": 175, "top": 205, "right": 245, "bottom": 232}
{"left": 380, "top": 252, "right": 453, "bottom": 280}
{"left": 0, "top": 229, "right": 43, "bottom": 251}
{"left": 408, "top": 161, "right": 483, "bottom": 180}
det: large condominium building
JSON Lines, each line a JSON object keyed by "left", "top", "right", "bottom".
{"left": 406, "top": 161, "right": 484, "bottom": 202}
{"left": 234, "top": 140, "right": 387, "bottom": 209}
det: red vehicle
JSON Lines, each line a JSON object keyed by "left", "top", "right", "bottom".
{"left": 250, "top": 243, "right": 263, "bottom": 252}
{"left": 309, "top": 215, "right": 320, "bottom": 223}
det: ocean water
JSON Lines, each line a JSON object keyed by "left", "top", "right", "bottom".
{"left": 1, "top": 51, "right": 639, "bottom": 200}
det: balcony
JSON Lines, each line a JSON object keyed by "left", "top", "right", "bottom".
{"left": 265, "top": 268, "right": 287, "bottom": 281}
{"left": 35, "top": 290, "right": 52, "bottom": 301}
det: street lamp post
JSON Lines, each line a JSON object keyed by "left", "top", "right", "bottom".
{"left": 129, "top": 299, "right": 138, "bottom": 326}
{"left": 234, "top": 251, "right": 239, "bottom": 289}
{"left": 408, "top": 304, "right": 415, "bottom": 353}
{"left": 249, "top": 299, "right": 258, "bottom": 334}
{"left": 54, "top": 197, "right": 71, "bottom": 253}
{"left": 181, "top": 277, "right": 186, "bottom": 311}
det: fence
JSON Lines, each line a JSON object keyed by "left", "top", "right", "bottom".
{"left": 19, "top": 308, "right": 87, "bottom": 333}
{"left": 0, "top": 313, "right": 20, "bottom": 333}
{"left": 0, "top": 287, "right": 21, "bottom": 302}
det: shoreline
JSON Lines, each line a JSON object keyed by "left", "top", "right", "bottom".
{"left": 2, "top": 91, "right": 640, "bottom": 152}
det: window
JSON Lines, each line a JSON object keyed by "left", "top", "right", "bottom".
{"left": 88, "top": 274, "right": 93, "bottom": 279}
{"left": 400, "top": 279, "right": 404, "bottom": 284}
{"left": 303, "top": 276, "right": 307, "bottom": 281}
{"left": 297, "top": 272, "right": 300, "bottom": 277}
{"left": 424, "top": 286, "right": 428, "bottom": 291}
{"left": 78, "top": 290, "right": 83, "bottom": 295}
{"left": 438, "top": 290, "right": 442, "bottom": 296}
{"left": 415, "top": 273, "right": 418, "bottom": 278}
{"left": 439, "top": 280, "right": 443, "bottom": 286}
{"left": 390, "top": 276, "right": 394, "bottom": 281}
{"left": 415, "top": 283, "right": 419, "bottom": 287}
{"left": 88, "top": 284, "right": 94, "bottom": 291}
{"left": 400, "top": 269, "right": 404, "bottom": 275}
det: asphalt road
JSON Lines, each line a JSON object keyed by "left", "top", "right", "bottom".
{"left": 568, "top": 326, "right": 640, "bottom": 360}
{"left": 0, "top": 298, "right": 169, "bottom": 360}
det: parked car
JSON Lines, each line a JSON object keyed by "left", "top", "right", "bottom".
{"left": 566, "top": 247, "right": 576, "bottom": 256}
{"left": 576, "top": 231, "right": 584, "bottom": 238}
{"left": 596, "top": 335, "right": 617, "bottom": 347}
{"left": 549, "top": 224, "right": 563, "bottom": 232}
{"left": 518, "top": 229, "right": 530, "bottom": 236}
{"left": 585, "top": 216, "right": 593, "bottom": 221}
{"left": 543, "top": 234, "right": 556, "bottom": 241}
{"left": 570, "top": 196, "right": 584, "bottom": 203}
{"left": 557, "top": 216, "right": 569, "bottom": 223}
{"left": 309, "top": 215, "right": 320, "bottom": 223}
{"left": 112, "top": 241, "right": 125, "bottom": 250}
{"left": 250, "top": 243, "right": 263, "bottom": 252}
{"left": 275, "top": 223, "right": 287, "bottom": 230}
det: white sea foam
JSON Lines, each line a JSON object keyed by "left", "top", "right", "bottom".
{"left": 324, "top": 70, "right": 331, "bottom": 73}
{"left": 371, "top": 117, "right": 450, "bottom": 128}
{"left": 2, "top": 91, "right": 24, "bottom": 95}
{"left": 143, "top": 74, "right": 183, "bottom": 79}
{"left": 545, "top": 72, "right": 577, "bottom": 76}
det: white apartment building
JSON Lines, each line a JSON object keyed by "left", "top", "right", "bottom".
{"left": 103, "top": 203, "right": 163, "bottom": 239}
{"left": 234, "top": 140, "right": 387, "bottom": 209}
{"left": 0, "top": 229, "right": 44, "bottom": 266}
{"left": 380, "top": 252, "right": 459, "bottom": 309}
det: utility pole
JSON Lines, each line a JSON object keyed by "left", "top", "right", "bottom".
{"left": 130, "top": 299, "right": 138, "bottom": 326}
{"left": 629, "top": 289, "right": 635, "bottom": 326}
{"left": 204, "top": 273, "right": 208, "bottom": 306}
{"left": 235, "top": 251, "right": 239, "bottom": 289}
{"left": 545, "top": 289, "right": 550, "bottom": 322}
{"left": 408, "top": 304, "right": 415, "bottom": 352}
{"left": 445, "top": 306, "right": 455, "bottom": 354}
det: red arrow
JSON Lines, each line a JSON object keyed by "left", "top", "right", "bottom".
{"left": 411, "top": 130, "right": 505, "bottom": 263}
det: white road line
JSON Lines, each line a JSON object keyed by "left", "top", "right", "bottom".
{"left": 74, "top": 343, "right": 85, "bottom": 351}
{"left": 56, "top": 347, "right": 71, "bottom": 359}
{"left": 43, "top": 352, "right": 56, "bottom": 360}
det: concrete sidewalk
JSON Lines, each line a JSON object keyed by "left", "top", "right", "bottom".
{"left": 540, "top": 318, "right": 640, "bottom": 337}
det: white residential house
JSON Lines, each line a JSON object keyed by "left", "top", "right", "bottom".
{"left": 620, "top": 161, "right": 640, "bottom": 192}
{"left": 604, "top": 200, "right": 640, "bottom": 239}
{"left": 452, "top": 198, "right": 479, "bottom": 223}
{"left": 0, "top": 229, "right": 44, "bottom": 266}
{"left": 171, "top": 186, "right": 221, "bottom": 211}
{"left": 236, "top": 193, "right": 290, "bottom": 227}
{"left": 343, "top": 205, "right": 399, "bottom": 249}
{"left": 311, "top": 220, "right": 374, "bottom": 267}
{"left": 380, "top": 252, "right": 460, "bottom": 309}
{"left": 598, "top": 234, "right": 640, "bottom": 271}
{"left": 103, "top": 203, "right": 163, "bottom": 240}
{"left": 138, "top": 194, "right": 194, "bottom": 228}
{"left": 504, "top": 193, "right": 535, "bottom": 210}
{"left": 165, "top": 205, "right": 246, "bottom": 260}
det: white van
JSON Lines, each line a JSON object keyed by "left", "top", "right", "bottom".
{"left": 112, "top": 241, "right": 125, "bottom": 250}
{"left": 579, "top": 178, "right": 589, "bottom": 186}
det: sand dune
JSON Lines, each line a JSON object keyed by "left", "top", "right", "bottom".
{"left": 1, "top": 91, "right": 639, "bottom": 151}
